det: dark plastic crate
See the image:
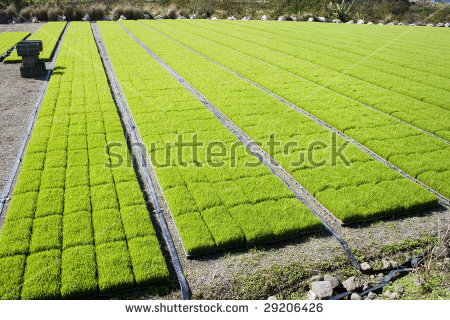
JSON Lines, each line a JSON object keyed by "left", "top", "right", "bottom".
{"left": 16, "top": 40, "right": 43, "bottom": 57}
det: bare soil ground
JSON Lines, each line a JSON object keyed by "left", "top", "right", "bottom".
{"left": 0, "top": 23, "right": 47, "bottom": 230}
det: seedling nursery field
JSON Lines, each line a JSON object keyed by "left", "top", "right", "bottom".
{"left": 0, "top": 20, "right": 448, "bottom": 300}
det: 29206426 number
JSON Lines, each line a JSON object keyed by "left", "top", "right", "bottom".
{"left": 264, "top": 303, "right": 323, "bottom": 313}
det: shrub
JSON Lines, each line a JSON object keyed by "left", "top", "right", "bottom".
{"left": 74, "top": 7, "right": 84, "bottom": 21}
{"left": 63, "top": 6, "right": 75, "bottom": 21}
{"left": 6, "top": 4, "right": 18, "bottom": 20}
{"left": 33, "top": 6, "right": 48, "bottom": 22}
{"left": 167, "top": 5, "right": 177, "bottom": 19}
{"left": 19, "top": 6, "right": 33, "bottom": 21}
{"left": 111, "top": 6, "right": 123, "bottom": 20}
{"left": 47, "top": 7, "right": 60, "bottom": 21}
{"left": 90, "top": 3, "right": 106, "bottom": 21}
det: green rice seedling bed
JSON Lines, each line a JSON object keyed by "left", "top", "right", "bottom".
{"left": 142, "top": 20, "right": 450, "bottom": 198}
{"left": 118, "top": 20, "right": 437, "bottom": 225}
{"left": 4, "top": 22, "right": 67, "bottom": 62}
{"left": 0, "top": 22, "right": 168, "bottom": 300}
{"left": 163, "top": 20, "right": 450, "bottom": 137}
{"left": 98, "top": 21, "right": 323, "bottom": 256}
{"left": 0, "top": 31, "right": 30, "bottom": 58}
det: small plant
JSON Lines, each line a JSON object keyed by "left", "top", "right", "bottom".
{"left": 47, "top": 7, "right": 60, "bottom": 21}
{"left": 325, "top": 0, "right": 355, "bottom": 22}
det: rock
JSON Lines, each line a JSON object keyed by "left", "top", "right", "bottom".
{"left": 367, "top": 21, "right": 373, "bottom": 25}
{"left": 307, "top": 290, "right": 318, "bottom": 300}
{"left": 388, "top": 22, "right": 395, "bottom": 25}
{"left": 360, "top": 262, "right": 372, "bottom": 271}
{"left": 378, "top": 22, "right": 384, "bottom": 25}
{"left": 389, "top": 259, "right": 398, "bottom": 268}
{"left": 395, "top": 285, "right": 404, "bottom": 294}
{"left": 227, "top": 16, "right": 236, "bottom": 21}
{"left": 291, "top": 16, "right": 298, "bottom": 21}
{"left": 390, "top": 292, "right": 400, "bottom": 300}
{"left": 103, "top": 15, "right": 112, "bottom": 21}
{"left": 261, "top": 15, "right": 268, "bottom": 21}
{"left": 351, "top": 293, "right": 362, "bottom": 300}
{"left": 362, "top": 283, "right": 370, "bottom": 291}
{"left": 267, "top": 295, "right": 277, "bottom": 300}
{"left": 346, "top": 20, "right": 354, "bottom": 24}
{"left": 31, "top": 17, "right": 39, "bottom": 23}
{"left": 241, "top": 16, "right": 251, "bottom": 21}
{"left": 377, "top": 273, "right": 385, "bottom": 282}
{"left": 155, "top": 14, "right": 164, "bottom": 20}
{"left": 382, "top": 258, "right": 391, "bottom": 269}
{"left": 311, "top": 281, "right": 333, "bottom": 299}
{"left": 310, "top": 275, "right": 323, "bottom": 282}
{"left": 278, "top": 16, "right": 286, "bottom": 21}
{"left": 57, "top": 15, "right": 66, "bottom": 21}
{"left": 177, "top": 15, "right": 186, "bottom": 19}
{"left": 398, "top": 22, "right": 404, "bottom": 26}
{"left": 426, "top": 23, "right": 434, "bottom": 27}
{"left": 332, "top": 19, "right": 341, "bottom": 23}
{"left": 211, "top": 17, "right": 217, "bottom": 21}
{"left": 324, "top": 274, "right": 340, "bottom": 289}
{"left": 12, "top": 17, "right": 20, "bottom": 23}
{"left": 437, "top": 22, "right": 444, "bottom": 27}
{"left": 317, "top": 16, "right": 326, "bottom": 22}
{"left": 383, "top": 290, "right": 391, "bottom": 298}
{"left": 342, "top": 276, "right": 360, "bottom": 292}
{"left": 370, "top": 275, "right": 375, "bottom": 280}
{"left": 409, "top": 23, "right": 416, "bottom": 26}
{"left": 307, "top": 17, "right": 314, "bottom": 22}
{"left": 119, "top": 14, "right": 127, "bottom": 20}
{"left": 368, "top": 292, "right": 377, "bottom": 299}
{"left": 434, "top": 244, "right": 449, "bottom": 259}
{"left": 357, "top": 19, "right": 364, "bottom": 24}
{"left": 190, "top": 14, "right": 197, "bottom": 19}
{"left": 143, "top": 14, "right": 151, "bottom": 19}
{"left": 444, "top": 23, "right": 449, "bottom": 27}
{"left": 82, "top": 14, "right": 90, "bottom": 21}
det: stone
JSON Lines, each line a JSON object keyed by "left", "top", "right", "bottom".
{"left": 389, "top": 259, "right": 398, "bottom": 268}
{"left": 398, "top": 22, "right": 404, "bottom": 26}
{"left": 426, "top": 23, "right": 434, "bottom": 27}
{"left": 227, "top": 16, "right": 236, "bottom": 21}
{"left": 332, "top": 19, "right": 341, "bottom": 23}
{"left": 367, "top": 21, "right": 373, "bottom": 25}
{"left": 31, "top": 17, "right": 39, "bottom": 23}
{"left": 395, "top": 285, "right": 404, "bottom": 294}
{"left": 378, "top": 22, "right": 384, "bottom": 25}
{"left": 310, "top": 275, "right": 323, "bottom": 282}
{"left": 388, "top": 22, "right": 395, "bottom": 25}
{"left": 278, "top": 16, "right": 286, "bottom": 21}
{"left": 261, "top": 15, "right": 268, "bottom": 21}
{"left": 342, "top": 276, "right": 360, "bottom": 292}
{"left": 377, "top": 273, "right": 385, "bottom": 282}
{"left": 177, "top": 15, "right": 186, "bottom": 19}
{"left": 357, "top": 19, "right": 364, "bottom": 24}
{"left": 360, "top": 262, "right": 372, "bottom": 271}
{"left": 324, "top": 274, "right": 340, "bottom": 289}
{"left": 103, "top": 15, "right": 112, "bottom": 21}
{"left": 311, "top": 281, "right": 333, "bottom": 299}
{"left": 362, "top": 283, "right": 370, "bottom": 291}
{"left": 382, "top": 258, "right": 391, "bottom": 269}
{"left": 57, "top": 15, "right": 66, "bottom": 21}
{"left": 409, "top": 23, "right": 416, "bottom": 26}
{"left": 143, "top": 14, "right": 151, "bottom": 19}
{"left": 211, "top": 17, "right": 218, "bottom": 20}
{"left": 119, "top": 14, "right": 127, "bottom": 20}
{"left": 351, "top": 293, "right": 362, "bottom": 300}
{"left": 383, "top": 290, "right": 391, "bottom": 298}
{"left": 190, "top": 14, "right": 198, "bottom": 19}
{"left": 291, "top": 16, "right": 298, "bottom": 21}
{"left": 307, "top": 290, "right": 317, "bottom": 300}
{"left": 368, "top": 292, "right": 377, "bottom": 299}
{"left": 317, "top": 16, "right": 326, "bottom": 22}
{"left": 155, "top": 14, "right": 164, "bottom": 20}
{"left": 390, "top": 292, "right": 400, "bottom": 300}
{"left": 82, "top": 14, "right": 90, "bottom": 21}
{"left": 267, "top": 295, "right": 277, "bottom": 300}
{"left": 444, "top": 23, "right": 449, "bottom": 27}
{"left": 346, "top": 20, "right": 354, "bottom": 24}
{"left": 307, "top": 17, "right": 314, "bottom": 22}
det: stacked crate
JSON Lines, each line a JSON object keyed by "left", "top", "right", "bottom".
{"left": 17, "top": 40, "right": 46, "bottom": 78}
